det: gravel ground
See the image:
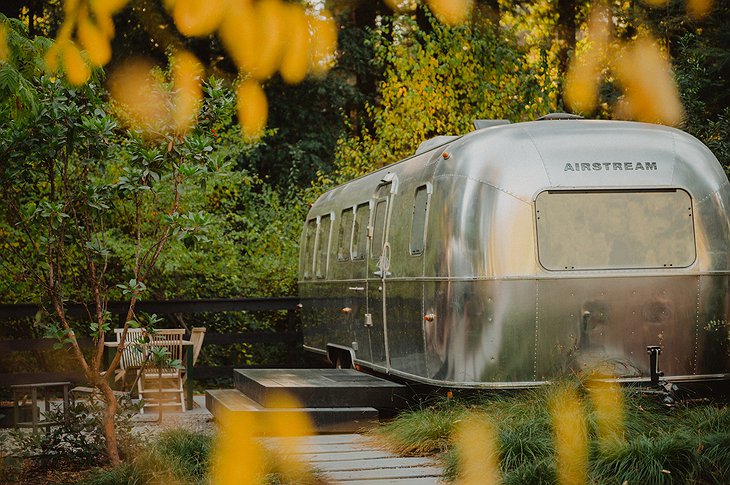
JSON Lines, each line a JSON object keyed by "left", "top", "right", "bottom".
{"left": 0, "top": 395, "right": 217, "bottom": 454}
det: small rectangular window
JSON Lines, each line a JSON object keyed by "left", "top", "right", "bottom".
{"left": 302, "top": 219, "right": 317, "bottom": 279}
{"left": 410, "top": 185, "right": 429, "bottom": 255}
{"left": 352, "top": 203, "right": 369, "bottom": 261}
{"left": 371, "top": 200, "right": 387, "bottom": 259}
{"left": 536, "top": 189, "right": 696, "bottom": 270}
{"left": 315, "top": 214, "right": 332, "bottom": 278}
{"left": 337, "top": 208, "right": 354, "bottom": 261}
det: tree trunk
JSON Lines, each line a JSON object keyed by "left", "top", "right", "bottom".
{"left": 97, "top": 378, "right": 121, "bottom": 465}
{"left": 556, "top": 0, "right": 578, "bottom": 108}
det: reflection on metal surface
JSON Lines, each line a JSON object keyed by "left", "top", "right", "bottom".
{"left": 299, "top": 120, "right": 730, "bottom": 388}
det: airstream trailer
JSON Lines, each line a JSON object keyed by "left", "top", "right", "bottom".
{"left": 298, "top": 118, "right": 730, "bottom": 389}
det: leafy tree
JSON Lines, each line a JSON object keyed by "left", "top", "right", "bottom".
{"left": 0, "top": 18, "right": 235, "bottom": 464}
{"left": 327, "top": 10, "right": 556, "bottom": 183}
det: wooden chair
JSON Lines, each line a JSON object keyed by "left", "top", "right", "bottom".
{"left": 182, "top": 327, "right": 206, "bottom": 387}
{"left": 113, "top": 328, "right": 146, "bottom": 390}
{"left": 137, "top": 329, "right": 185, "bottom": 413}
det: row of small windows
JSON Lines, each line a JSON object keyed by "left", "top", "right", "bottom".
{"left": 302, "top": 185, "right": 430, "bottom": 279}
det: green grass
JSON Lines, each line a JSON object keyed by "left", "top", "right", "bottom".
{"left": 372, "top": 382, "right": 730, "bottom": 484}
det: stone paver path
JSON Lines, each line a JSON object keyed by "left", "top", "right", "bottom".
{"left": 260, "top": 433, "right": 443, "bottom": 484}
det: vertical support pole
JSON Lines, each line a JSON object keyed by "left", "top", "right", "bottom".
{"left": 186, "top": 345, "right": 193, "bottom": 410}
{"left": 31, "top": 387, "right": 38, "bottom": 434}
{"left": 13, "top": 388, "right": 19, "bottom": 430}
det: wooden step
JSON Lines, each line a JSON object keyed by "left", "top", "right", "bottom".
{"left": 205, "top": 389, "right": 379, "bottom": 434}
{"left": 233, "top": 369, "right": 408, "bottom": 409}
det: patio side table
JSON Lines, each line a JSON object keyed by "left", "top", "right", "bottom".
{"left": 11, "top": 381, "right": 71, "bottom": 434}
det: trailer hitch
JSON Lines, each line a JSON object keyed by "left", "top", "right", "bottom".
{"left": 646, "top": 345, "right": 678, "bottom": 404}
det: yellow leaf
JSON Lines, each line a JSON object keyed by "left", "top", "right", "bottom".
{"left": 0, "top": 23, "right": 8, "bottom": 63}
{"left": 454, "top": 414, "right": 501, "bottom": 485}
{"left": 77, "top": 14, "right": 111, "bottom": 66}
{"left": 612, "top": 36, "right": 683, "bottom": 126}
{"left": 172, "top": 50, "right": 204, "bottom": 132}
{"left": 564, "top": 5, "right": 610, "bottom": 114}
{"left": 252, "top": 0, "right": 287, "bottom": 80}
{"left": 279, "top": 4, "right": 310, "bottom": 84}
{"left": 687, "top": 0, "right": 713, "bottom": 18}
{"left": 550, "top": 386, "right": 588, "bottom": 485}
{"left": 218, "top": 0, "right": 259, "bottom": 73}
{"left": 263, "top": 392, "right": 315, "bottom": 482}
{"left": 587, "top": 377, "right": 625, "bottom": 448}
{"left": 308, "top": 11, "right": 337, "bottom": 77}
{"left": 641, "top": 0, "right": 668, "bottom": 6}
{"left": 427, "top": 0, "right": 473, "bottom": 25}
{"left": 210, "top": 409, "right": 263, "bottom": 485}
{"left": 173, "top": 0, "right": 227, "bottom": 37}
{"left": 108, "top": 58, "right": 169, "bottom": 133}
{"left": 237, "top": 78, "right": 268, "bottom": 139}
{"left": 63, "top": 42, "right": 91, "bottom": 85}
{"left": 90, "top": 0, "right": 129, "bottom": 16}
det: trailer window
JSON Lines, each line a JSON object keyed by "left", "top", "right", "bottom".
{"left": 371, "top": 200, "right": 387, "bottom": 259}
{"left": 302, "top": 219, "right": 317, "bottom": 279}
{"left": 352, "top": 203, "right": 369, "bottom": 261}
{"left": 410, "top": 185, "right": 429, "bottom": 255}
{"left": 315, "top": 214, "right": 332, "bottom": 278}
{"left": 536, "top": 189, "right": 696, "bottom": 270}
{"left": 337, "top": 208, "right": 354, "bottom": 261}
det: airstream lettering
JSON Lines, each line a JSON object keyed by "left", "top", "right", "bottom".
{"left": 299, "top": 119, "right": 730, "bottom": 388}
{"left": 563, "top": 161, "right": 659, "bottom": 171}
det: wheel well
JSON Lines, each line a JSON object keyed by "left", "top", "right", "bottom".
{"left": 326, "top": 344, "right": 355, "bottom": 369}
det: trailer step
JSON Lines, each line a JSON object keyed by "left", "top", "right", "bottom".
{"left": 205, "top": 388, "right": 380, "bottom": 434}
{"left": 233, "top": 368, "right": 408, "bottom": 409}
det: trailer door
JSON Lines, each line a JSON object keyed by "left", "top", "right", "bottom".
{"left": 367, "top": 178, "right": 396, "bottom": 370}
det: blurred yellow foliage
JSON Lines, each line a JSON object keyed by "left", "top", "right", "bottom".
{"left": 427, "top": 0, "right": 474, "bottom": 25}
{"left": 566, "top": 3, "right": 685, "bottom": 126}
{"left": 587, "top": 378, "right": 625, "bottom": 448}
{"left": 210, "top": 410, "right": 265, "bottom": 485}
{"left": 237, "top": 79, "right": 268, "bottom": 139}
{"left": 50, "top": 0, "right": 477, "bottom": 143}
{"left": 108, "top": 58, "right": 169, "bottom": 132}
{"left": 687, "top": 0, "right": 713, "bottom": 17}
{"left": 172, "top": 0, "right": 226, "bottom": 37}
{"left": 550, "top": 386, "right": 588, "bottom": 485}
{"left": 62, "top": 41, "right": 91, "bottom": 85}
{"left": 77, "top": 7, "right": 111, "bottom": 66}
{"left": 172, "top": 51, "right": 204, "bottom": 133}
{"left": 454, "top": 413, "right": 501, "bottom": 485}
{"left": 108, "top": 52, "right": 206, "bottom": 136}
{"left": 210, "top": 392, "right": 314, "bottom": 485}
{"left": 564, "top": 5, "right": 610, "bottom": 114}
{"left": 613, "top": 36, "right": 684, "bottom": 125}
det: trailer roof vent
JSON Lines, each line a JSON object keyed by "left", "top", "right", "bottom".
{"left": 473, "top": 119, "right": 511, "bottom": 130}
{"left": 415, "top": 135, "right": 458, "bottom": 155}
{"left": 536, "top": 113, "right": 584, "bottom": 121}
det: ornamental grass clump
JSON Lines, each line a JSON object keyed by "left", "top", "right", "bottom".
{"left": 375, "top": 379, "right": 730, "bottom": 484}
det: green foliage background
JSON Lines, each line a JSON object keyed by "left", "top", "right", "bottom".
{"left": 0, "top": 0, "right": 728, "bottom": 365}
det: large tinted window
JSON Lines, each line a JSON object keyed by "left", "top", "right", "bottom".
{"left": 315, "top": 214, "right": 332, "bottom": 278}
{"left": 337, "top": 208, "right": 354, "bottom": 262}
{"left": 352, "top": 203, "right": 369, "bottom": 261}
{"left": 302, "top": 219, "right": 317, "bottom": 279}
{"left": 410, "top": 185, "right": 429, "bottom": 255}
{"left": 536, "top": 189, "right": 696, "bottom": 270}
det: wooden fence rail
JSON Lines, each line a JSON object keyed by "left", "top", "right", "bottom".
{"left": 0, "top": 297, "right": 306, "bottom": 387}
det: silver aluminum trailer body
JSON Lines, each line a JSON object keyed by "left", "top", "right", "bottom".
{"left": 298, "top": 120, "right": 730, "bottom": 388}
